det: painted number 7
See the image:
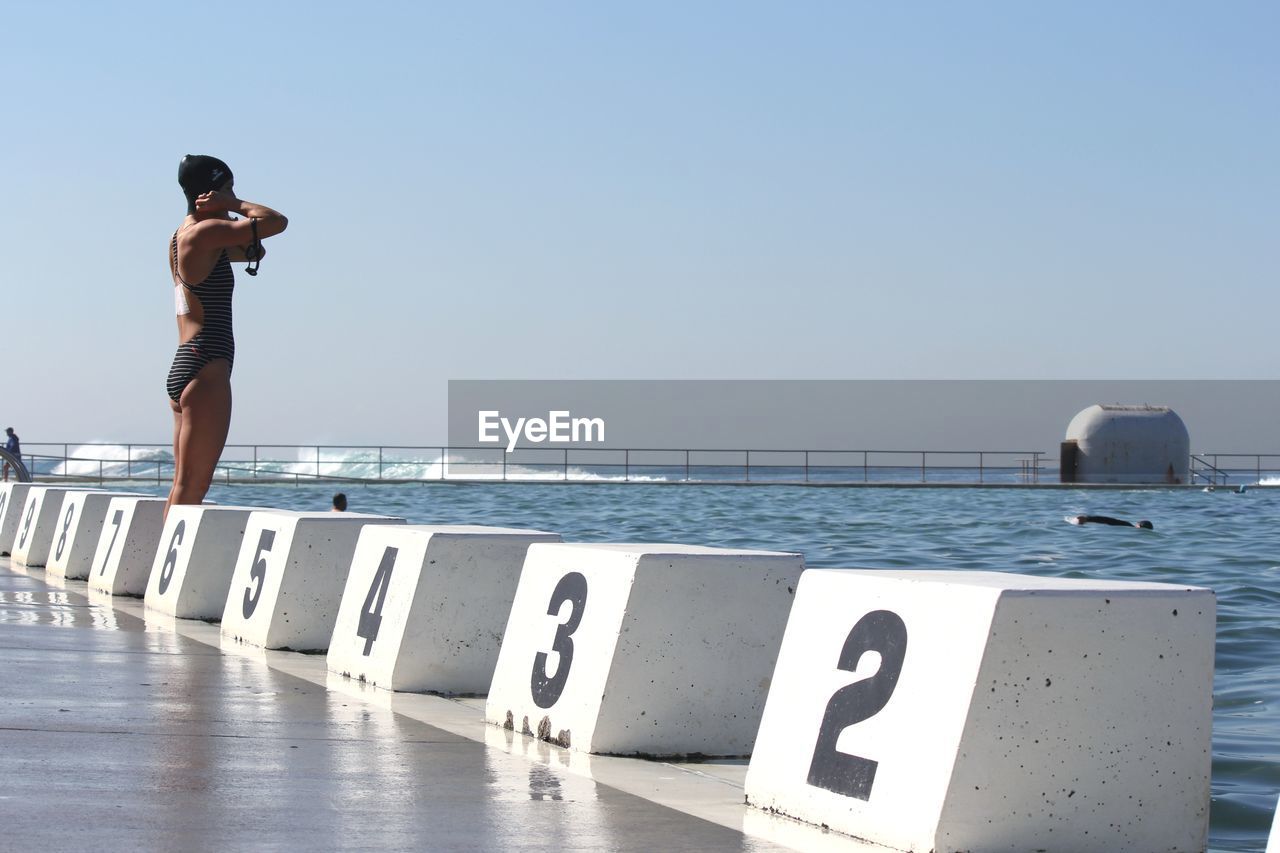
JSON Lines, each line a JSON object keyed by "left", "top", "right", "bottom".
{"left": 806, "top": 609, "right": 908, "bottom": 801}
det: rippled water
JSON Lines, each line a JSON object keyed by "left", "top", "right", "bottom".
{"left": 189, "top": 481, "right": 1279, "bottom": 851}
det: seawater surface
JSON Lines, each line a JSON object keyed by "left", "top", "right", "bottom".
{"left": 172, "top": 481, "right": 1280, "bottom": 851}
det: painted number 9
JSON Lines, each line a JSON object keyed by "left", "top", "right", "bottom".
{"left": 806, "top": 609, "right": 909, "bottom": 801}
{"left": 530, "top": 571, "right": 589, "bottom": 709}
{"left": 18, "top": 499, "right": 37, "bottom": 549}
{"left": 242, "top": 529, "right": 276, "bottom": 618}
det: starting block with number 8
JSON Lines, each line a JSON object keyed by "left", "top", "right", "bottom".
{"left": 11, "top": 487, "right": 104, "bottom": 567}
{"left": 485, "top": 543, "right": 804, "bottom": 757}
{"left": 219, "top": 511, "right": 404, "bottom": 651}
{"left": 327, "top": 524, "right": 561, "bottom": 693}
{"left": 744, "top": 569, "right": 1215, "bottom": 853}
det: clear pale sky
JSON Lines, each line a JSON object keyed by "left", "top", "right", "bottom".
{"left": 2, "top": 1, "right": 1275, "bottom": 446}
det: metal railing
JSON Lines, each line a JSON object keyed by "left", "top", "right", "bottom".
{"left": 20, "top": 443, "right": 1280, "bottom": 487}
{"left": 16, "top": 443, "right": 1050, "bottom": 486}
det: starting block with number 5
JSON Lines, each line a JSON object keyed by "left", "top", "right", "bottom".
{"left": 485, "top": 543, "right": 804, "bottom": 757}
{"left": 219, "top": 511, "right": 404, "bottom": 651}
{"left": 744, "top": 569, "right": 1215, "bottom": 853}
{"left": 327, "top": 524, "right": 561, "bottom": 693}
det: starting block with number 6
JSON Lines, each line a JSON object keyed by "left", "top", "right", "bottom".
{"left": 744, "top": 569, "right": 1215, "bottom": 853}
{"left": 145, "top": 505, "right": 262, "bottom": 619}
{"left": 327, "top": 524, "right": 561, "bottom": 693}
{"left": 485, "top": 543, "right": 804, "bottom": 757}
{"left": 219, "top": 511, "right": 404, "bottom": 651}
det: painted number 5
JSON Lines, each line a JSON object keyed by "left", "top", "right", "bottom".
{"left": 242, "top": 529, "right": 276, "bottom": 618}
{"left": 530, "top": 571, "right": 588, "bottom": 709}
{"left": 806, "top": 609, "right": 908, "bottom": 801}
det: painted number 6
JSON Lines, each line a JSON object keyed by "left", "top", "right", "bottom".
{"left": 806, "top": 609, "right": 908, "bottom": 801}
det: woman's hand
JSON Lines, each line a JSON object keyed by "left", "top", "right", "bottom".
{"left": 194, "top": 189, "right": 239, "bottom": 214}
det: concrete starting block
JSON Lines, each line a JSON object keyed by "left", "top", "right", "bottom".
{"left": 88, "top": 497, "right": 168, "bottom": 596}
{"left": 484, "top": 543, "right": 804, "bottom": 757}
{"left": 1268, "top": 793, "right": 1280, "bottom": 853}
{"left": 47, "top": 491, "right": 148, "bottom": 580}
{"left": 0, "top": 483, "right": 34, "bottom": 556}
{"left": 219, "top": 511, "right": 404, "bottom": 651}
{"left": 11, "top": 487, "right": 103, "bottom": 567}
{"left": 327, "top": 524, "right": 561, "bottom": 693}
{"left": 744, "top": 569, "right": 1216, "bottom": 853}
{"left": 144, "top": 505, "right": 262, "bottom": 619}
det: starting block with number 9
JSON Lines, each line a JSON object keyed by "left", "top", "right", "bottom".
{"left": 0, "top": 483, "right": 34, "bottom": 556}
{"left": 11, "top": 487, "right": 104, "bottom": 567}
{"left": 327, "top": 524, "right": 561, "bottom": 693}
{"left": 485, "top": 543, "right": 804, "bottom": 757}
{"left": 145, "top": 505, "right": 261, "bottom": 619}
{"left": 744, "top": 569, "right": 1215, "bottom": 853}
{"left": 219, "top": 511, "right": 404, "bottom": 651}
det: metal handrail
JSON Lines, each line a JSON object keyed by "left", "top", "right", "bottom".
{"left": 18, "top": 442, "right": 1280, "bottom": 486}
{"left": 17, "top": 443, "right": 1050, "bottom": 486}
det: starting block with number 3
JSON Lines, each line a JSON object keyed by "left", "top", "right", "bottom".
{"left": 744, "top": 569, "right": 1215, "bottom": 853}
{"left": 485, "top": 543, "right": 804, "bottom": 757}
{"left": 327, "top": 524, "right": 561, "bottom": 693}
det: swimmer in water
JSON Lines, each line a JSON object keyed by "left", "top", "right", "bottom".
{"left": 1067, "top": 515, "right": 1154, "bottom": 529}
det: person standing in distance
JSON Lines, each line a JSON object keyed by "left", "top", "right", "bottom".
{"left": 165, "top": 155, "right": 287, "bottom": 519}
{"left": 2, "top": 427, "right": 19, "bottom": 482}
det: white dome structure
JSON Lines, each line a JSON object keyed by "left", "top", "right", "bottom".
{"left": 1061, "top": 405, "right": 1190, "bottom": 484}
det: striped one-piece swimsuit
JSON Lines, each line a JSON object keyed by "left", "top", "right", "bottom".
{"left": 166, "top": 231, "right": 235, "bottom": 402}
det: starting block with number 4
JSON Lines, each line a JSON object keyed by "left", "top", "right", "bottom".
{"left": 744, "top": 569, "right": 1215, "bottom": 853}
{"left": 327, "top": 524, "right": 561, "bottom": 693}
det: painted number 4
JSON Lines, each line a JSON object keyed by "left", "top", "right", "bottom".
{"left": 355, "top": 546, "right": 397, "bottom": 655}
{"left": 806, "top": 609, "right": 908, "bottom": 801}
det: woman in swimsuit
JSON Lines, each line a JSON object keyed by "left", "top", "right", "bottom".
{"left": 166, "top": 155, "right": 287, "bottom": 519}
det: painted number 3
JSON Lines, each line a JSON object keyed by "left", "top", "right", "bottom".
{"left": 806, "top": 609, "right": 909, "bottom": 801}
{"left": 530, "top": 571, "right": 588, "bottom": 709}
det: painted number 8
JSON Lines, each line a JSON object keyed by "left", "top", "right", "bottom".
{"left": 530, "top": 571, "right": 589, "bottom": 709}
{"left": 806, "top": 609, "right": 908, "bottom": 801}
{"left": 54, "top": 504, "right": 75, "bottom": 560}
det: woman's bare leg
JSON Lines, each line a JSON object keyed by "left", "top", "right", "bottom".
{"left": 164, "top": 399, "right": 183, "bottom": 522}
{"left": 169, "top": 360, "right": 232, "bottom": 511}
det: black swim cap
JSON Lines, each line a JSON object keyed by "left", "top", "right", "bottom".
{"left": 177, "top": 154, "right": 233, "bottom": 213}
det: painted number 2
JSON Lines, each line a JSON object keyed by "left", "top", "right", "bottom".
{"left": 356, "top": 545, "right": 397, "bottom": 655}
{"left": 242, "top": 529, "right": 276, "bottom": 618}
{"left": 530, "top": 571, "right": 589, "bottom": 709}
{"left": 806, "top": 609, "right": 909, "bottom": 801}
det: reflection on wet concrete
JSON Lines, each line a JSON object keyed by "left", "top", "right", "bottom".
{"left": 0, "top": 559, "right": 796, "bottom": 851}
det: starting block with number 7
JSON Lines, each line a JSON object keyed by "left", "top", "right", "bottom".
{"left": 744, "top": 569, "right": 1215, "bottom": 853}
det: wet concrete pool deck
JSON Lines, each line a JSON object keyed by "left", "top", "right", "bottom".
{"left": 0, "top": 558, "right": 874, "bottom": 852}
